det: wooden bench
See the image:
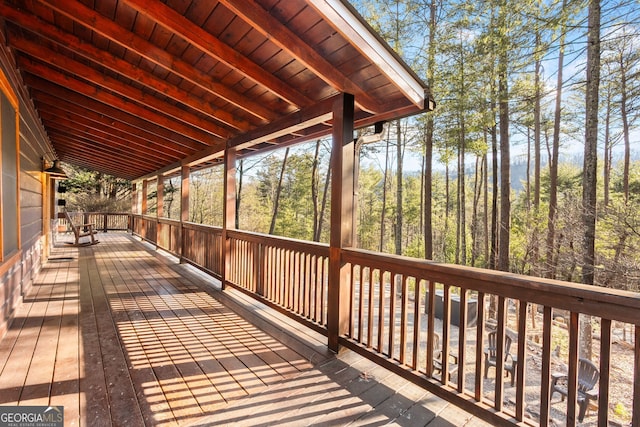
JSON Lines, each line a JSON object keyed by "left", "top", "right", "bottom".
{"left": 63, "top": 211, "right": 99, "bottom": 246}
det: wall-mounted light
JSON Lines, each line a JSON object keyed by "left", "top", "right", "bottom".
{"left": 43, "top": 158, "right": 68, "bottom": 179}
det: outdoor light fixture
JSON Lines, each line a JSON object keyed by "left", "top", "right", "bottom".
{"left": 43, "top": 158, "right": 68, "bottom": 179}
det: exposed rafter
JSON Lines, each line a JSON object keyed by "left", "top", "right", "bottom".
{"left": 0, "top": 0, "right": 430, "bottom": 180}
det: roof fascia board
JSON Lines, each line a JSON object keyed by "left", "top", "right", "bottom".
{"left": 307, "top": 0, "right": 427, "bottom": 110}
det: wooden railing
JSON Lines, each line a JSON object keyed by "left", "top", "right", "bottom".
{"left": 226, "top": 229, "right": 329, "bottom": 333}
{"left": 181, "top": 222, "right": 223, "bottom": 278}
{"left": 61, "top": 212, "right": 131, "bottom": 232}
{"left": 129, "top": 214, "right": 639, "bottom": 427}
{"left": 340, "top": 248, "right": 639, "bottom": 427}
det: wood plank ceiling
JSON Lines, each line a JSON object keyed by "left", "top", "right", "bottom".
{"left": 1, "top": 0, "right": 432, "bottom": 180}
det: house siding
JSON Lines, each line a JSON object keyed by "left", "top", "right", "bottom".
{"left": 0, "top": 32, "right": 54, "bottom": 338}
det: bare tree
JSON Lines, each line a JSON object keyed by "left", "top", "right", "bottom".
{"left": 546, "top": 0, "right": 568, "bottom": 279}
{"left": 580, "top": 0, "right": 601, "bottom": 359}
{"left": 269, "top": 147, "right": 290, "bottom": 235}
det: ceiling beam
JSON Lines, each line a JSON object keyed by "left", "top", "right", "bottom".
{"left": 12, "top": 38, "right": 232, "bottom": 139}
{"left": 31, "top": 0, "right": 277, "bottom": 123}
{"left": 33, "top": 92, "right": 194, "bottom": 158}
{"left": 24, "top": 76, "right": 205, "bottom": 152}
{"left": 1, "top": 9, "right": 252, "bottom": 131}
{"left": 38, "top": 110, "right": 178, "bottom": 165}
{"left": 120, "top": 0, "right": 314, "bottom": 109}
{"left": 219, "top": 0, "right": 381, "bottom": 114}
{"left": 228, "top": 95, "right": 337, "bottom": 151}
{"left": 18, "top": 59, "right": 214, "bottom": 146}
{"left": 51, "top": 140, "right": 160, "bottom": 176}
{"left": 45, "top": 128, "right": 168, "bottom": 170}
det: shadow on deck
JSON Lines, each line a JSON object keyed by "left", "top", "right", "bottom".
{"left": 0, "top": 233, "right": 490, "bottom": 426}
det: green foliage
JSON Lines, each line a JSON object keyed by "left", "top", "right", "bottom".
{"left": 189, "top": 166, "right": 224, "bottom": 226}
{"left": 59, "top": 163, "right": 130, "bottom": 212}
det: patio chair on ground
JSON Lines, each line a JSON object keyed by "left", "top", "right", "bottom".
{"left": 550, "top": 358, "right": 599, "bottom": 422}
{"left": 63, "top": 211, "right": 99, "bottom": 246}
{"left": 432, "top": 332, "right": 458, "bottom": 381}
{"left": 484, "top": 330, "right": 516, "bottom": 386}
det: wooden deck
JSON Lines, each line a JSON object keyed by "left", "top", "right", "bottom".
{"left": 0, "top": 233, "right": 491, "bottom": 427}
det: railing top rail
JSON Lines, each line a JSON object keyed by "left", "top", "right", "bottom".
{"left": 157, "top": 217, "right": 181, "bottom": 224}
{"left": 227, "top": 228, "right": 329, "bottom": 254}
{"left": 67, "top": 211, "right": 131, "bottom": 215}
{"left": 181, "top": 222, "right": 223, "bottom": 231}
{"left": 343, "top": 247, "right": 640, "bottom": 325}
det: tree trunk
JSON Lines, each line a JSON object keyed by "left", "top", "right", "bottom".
{"left": 603, "top": 89, "right": 611, "bottom": 207}
{"left": 458, "top": 116, "right": 467, "bottom": 265}
{"left": 489, "top": 111, "right": 499, "bottom": 271}
{"left": 525, "top": 127, "right": 531, "bottom": 210}
{"left": 546, "top": 0, "right": 567, "bottom": 279}
{"left": 580, "top": 0, "right": 601, "bottom": 360}
{"left": 498, "top": 50, "right": 510, "bottom": 273}
{"left": 423, "top": 0, "right": 436, "bottom": 261}
{"left": 483, "top": 150, "right": 489, "bottom": 267}
{"left": 471, "top": 155, "right": 483, "bottom": 266}
{"left": 619, "top": 48, "right": 631, "bottom": 203}
{"left": 316, "top": 150, "right": 331, "bottom": 242}
{"left": 444, "top": 161, "right": 450, "bottom": 258}
{"left": 311, "top": 140, "right": 321, "bottom": 241}
{"left": 236, "top": 160, "right": 243, "bottom": 229}
{"left": 380, "top": 139, "right": 390, "bottom": 253}
{"left": 395, "top": 120, "right": 404, "bottom": 256}
{"left": 269, "top": 147, "right": 289, "bottom": 235}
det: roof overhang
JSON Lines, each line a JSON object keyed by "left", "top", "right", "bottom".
{"left": 1, "top": 0, "right": 432, "bottom": 180}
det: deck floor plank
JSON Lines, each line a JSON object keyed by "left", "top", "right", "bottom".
{"left": 50, "top": 257, "right": 81, "bottom": 426}
{"left": 0, "top": 260, "right": 57, "bottom": 406}
{"left": 0, "top": 233, "right": 492, "bottom": 427}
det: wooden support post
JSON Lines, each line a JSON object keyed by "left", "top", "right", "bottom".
{"left": 180, "top": 165, "right": 190, "bottom": 261}
{"left": 131, "top": 182, "right": 137, "bottom": 214}
{"left": 141, "top": 180, "right": 148, "bottom": 239}
{"left": 130, "top": 182, "right": 137, "bottom": 233}
{"left": 141, "top": 179, "right": 148, "bottom": 215}
{"left": 157, "top": 175, "right": 164, "bottom": 218}
{"left": 222, "top": 147, "right": 237, "bottom": 291}
{"left": 328, "top": 93, "right": 354, "bottom": 353}
{"left": 156, "top": 176, "right": 163, "bottom": 248}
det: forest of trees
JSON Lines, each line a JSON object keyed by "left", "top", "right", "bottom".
{"left": 205, "top": 0, "right": 638, "bottom": 293}
{"left": 67, "top": 0, "right": 639, "bottom": 296}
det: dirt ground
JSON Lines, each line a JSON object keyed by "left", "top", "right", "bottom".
{"left": 465, "top": 315, "right": 634, "bottom": 426}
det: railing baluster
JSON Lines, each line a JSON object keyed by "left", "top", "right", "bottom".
{"left": 426, "top": 280, "right": 435, "bottom": 379}
{"left": 540, "top": 306, "right": 552, "bottom": 427}
{"left": 457, "top": 288, "right": 468, "bottom": 392}
{"left": 411, "top": 277, "right": 420, "bottom": 370}
{"left": 567, "top": 312, "right": 580, "bottom": 427}
{"left": 598, "top": 318, "right": 611, "bottom": 426}
{"left": 474, "top": 291, "right": 485, "bottom": 401}
{"left": 367, "top": 269, "right": 375, "bottom": 349}
{"left": 302, "top": 253, "right": 313, "bottom": 319}
{"left": 495, "top": 296, "right": 506, "bottom": 411}
{"left": 634, "top": 325, "right": 640, "bottom": 427}
{"left": 388, "top": 273, "right": 397, "bottom": 360}
{"left": 441, "top": 285, "right": 451, "bottom": 386}
{"left": 358, "top": 266, "right": 365, "bottom": 344}
{"left": 377, "top": 270, "right": 386, "bottom": 354}
{"left": 349, "top": 263, "right": 355, "bottom": 338}
{"left": 399, "top": 275, "right": 408, "bottom": 365}
{"left": 515, "top": 300, "right": 527, "bottom": 421}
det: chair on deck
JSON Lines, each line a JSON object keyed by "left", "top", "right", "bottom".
{"left": 551, "top": 358, "right": 599, "bottom": 422}
{"left": 484, "top": 330, "right": 516, "bottom": 386}
{"left": 63, "top": 211, "right": 99, "bottom": 246}
{"left": 432, "top": 332, "right": 458, "bottom": 380}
